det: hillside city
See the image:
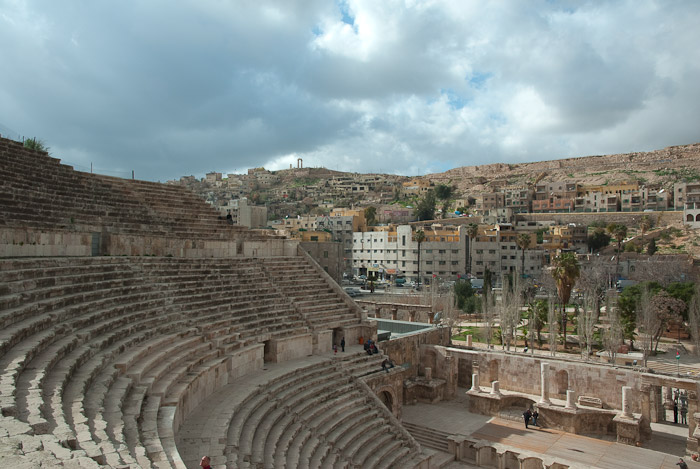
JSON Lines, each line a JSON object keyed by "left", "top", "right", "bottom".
{"left": 169, "top": 143, "right": 700, "bottom": 292}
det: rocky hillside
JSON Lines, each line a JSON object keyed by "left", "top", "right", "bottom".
{"left": 425, "top": 143, "right": 700, "bottom": 192}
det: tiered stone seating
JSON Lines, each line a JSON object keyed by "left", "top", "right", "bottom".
{"left": 0, "top": 137, "right": 424, "bottom": 467}
{"left": 0, "top": 137, "right": 273, "bottom": 241}
{"left": 261, "top": 257, "right": 362, "bottom": 330}
{"left": 222, "top": 352, "right": 425, "bottom": 469}
{"left": 0, "top": 256, "right": 340, "bottom": 467}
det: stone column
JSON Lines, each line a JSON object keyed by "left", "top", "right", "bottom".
{"left": 491, "top": 381, "right": 501, "bottom": 396}
{"left": 566, "top": 390, "right": 577, "bottom": 410}
{"left": 470, "top": 373, "right": 480, "bottom": 392}
{"left": 466, "top": 335, "right": 473, "bottom": 347}
{"left": 408, "top": 310, "right": 416, "bottom": 322}
{"left": 391, "top": 307, "right": 398, "bottom": 320}
{"left": 622, "top": 386, "right": 633, "bottom": 418}
{"left": 425, "top": 367, "right": 432, "bottom": 380}
{"left": 540, "top": 362, "right": 551, "bottom": 405}
{"left": 664, "top": 386, "right": 674, "bottom": 410}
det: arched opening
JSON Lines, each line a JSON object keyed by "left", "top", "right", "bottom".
{"left": 379, "top": 390, "right": 393, "bottom": 411}
{"left": 696, "top": 214, "right": 700, "bottom": 222}
{"left": 556, "top": 369, "right": 569, "bottom": 396}
{"left": 688, "top": 214, "right": 695, "bottom": 222}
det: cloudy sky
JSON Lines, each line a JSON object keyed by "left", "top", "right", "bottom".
{"left": 1, "top": 1, "right": 699, "bottom": 182}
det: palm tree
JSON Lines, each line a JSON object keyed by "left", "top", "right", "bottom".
{"left": 516, "top": 233, "right": 531, "bottom": 278}
{"left": 551, "top": 252, "right": 581, "bottom": 350}
{"left": 415, "top": 230, "right": 426, "bottom": 289}
{"left": 466, "top": 223, "right": 479, "bottom": 277}
{"left": 607, "top": 223, "right": 628, "bottom": 282}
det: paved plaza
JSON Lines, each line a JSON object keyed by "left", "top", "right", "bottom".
{"left": 403, "top": 397, "right": 700, "bottom": 469}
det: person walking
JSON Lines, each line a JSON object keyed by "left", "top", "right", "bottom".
{"left": 674, "top": 401, "right": 679, "bottom": 424}
{"left": 532, "top": 409, "right": 539, "bottom": 426}
{"left": 523, "top": 408, "right": 532, "bottom": 429}
{"left": 677, "top": 458, "right": 688, "bottom": 469}
{"left": 340, "top": 337, "right": 345, "bottom": 352}
{"left": 681, "top": 402, "right": 688, "bottom": 425}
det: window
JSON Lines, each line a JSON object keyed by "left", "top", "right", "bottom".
{"left": 476, "top": 261, "right": 483, "bottom": 265}
{"left": 426, "top": 261, "right": 433, "bottom": 265}
{"left": 323, "top": 251, "right": 328, "bottom": 258}
{"left": 452, "top": 250, "right": 458, "bottom": 254}
{"left": 476, "top": 249, "right": 483, "bottom": 254}
{"left": 451, "top": 261, "right": 458, "bottom": 265}
{"left": 438, "top": 249, "right": 446, "bottom": 254}
{"left": 426, "top": 249, "right": 433, "bottom": 253}
{"left": 489, "top": 250, "right": 496, "bottom": 254}
{"left": 439, "top": 261, "right": 446, "bottom": 265}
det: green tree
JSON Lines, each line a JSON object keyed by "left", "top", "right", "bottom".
{"left": 617, "top": 281, "right": 663, "bottom": 349}
{"left": 414, "top": 190, "right": 436, "bottom": 221}
{"left": 454, "top": 281, "right": 475, "bottom": 310}
{"left": 647, "top": 238, "right": 657, "bottom": 255}
{"left": 587, "top": 228, "right": 611, "bottom": 252}
{"left": 24, "top": 137, "right": 50, "bottom": 153}
{"left": 516, "top": 233, "right": 531, "bottom": 277}
{"left": 435, "top": 184, "right": 453, "bottom": 200}
{"left": 364, "top": 206, "right": 377, "bottom": 226}
{"left": 414, "top": 230, "right": 426, "bottom": 288}
{"left": 551, "top": 252, "right": 581, "bottom": 349}
{"left": 529, "top": 299, "right": 549, "bottom": 348}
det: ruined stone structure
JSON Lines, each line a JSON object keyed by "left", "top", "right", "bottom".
{"left": 2, "top": 137, "right": 699, "bottom": 468}
{"left": 0, "top": 138, "right": 428, "bottom": 467}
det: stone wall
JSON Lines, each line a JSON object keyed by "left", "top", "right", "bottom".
{"left": 516, "top": 210, "right": 682, "bottom": 228}
{"left": 0, "top": 227, "right": 299, "bottom": 258}
{"left": 381, "top": 327, "right": 451, "bottom": 379}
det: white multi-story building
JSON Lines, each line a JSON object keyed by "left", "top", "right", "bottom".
{"left": 352, "top": 225, "right": 467, "bottom": 284}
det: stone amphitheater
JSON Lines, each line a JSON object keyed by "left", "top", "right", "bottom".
{"left": 2, "top": 136, "right": 700, "bottom": 469}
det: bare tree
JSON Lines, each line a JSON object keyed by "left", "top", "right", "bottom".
{"left": 602, "top": 293, "right": 623, "bottom": 364}
{"left": 482, "top": 287, "right": 495, "bottom": 349}
{"left": 577, "top": 291, "right": 599, "bottom": 360}
{"left": 498, "top": 275, "right": 523, "bottom": 352}
{"left": 649, "top": 291, "right": 685, "bottom": 352}
{"left": 636, "top": 289, "right": 684, "bottom": 367}
{"left": 636, "top": 288, "right": 655, "bottom": 368}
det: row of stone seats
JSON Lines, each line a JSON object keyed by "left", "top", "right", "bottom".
{"left": 0, "top": 137, "right": 258, "bottom": 240}
{"left": 261, "top": 257, "right": 362, "bottom": 330}
{"left": 0, "top": 256, "right": 343, "bottom": 467}
{"left": 222, "top": 352, "right": 424, "bottom": 469}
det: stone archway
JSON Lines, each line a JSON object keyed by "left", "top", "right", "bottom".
{"left": 376, "top": 385, "right": 399, "bottom": 417}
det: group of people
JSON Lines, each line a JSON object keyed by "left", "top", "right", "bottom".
{"left": 364, "top": 338, "right": 378, "bottom": 356}
{"left": 672, "top": 388, "right": 689, "bottom": 425}
{"left": 523, "top": 407, "right": 539, "bottom": 429}
{"left": 333, "top": 337, "right": 346, "bottom": 354}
